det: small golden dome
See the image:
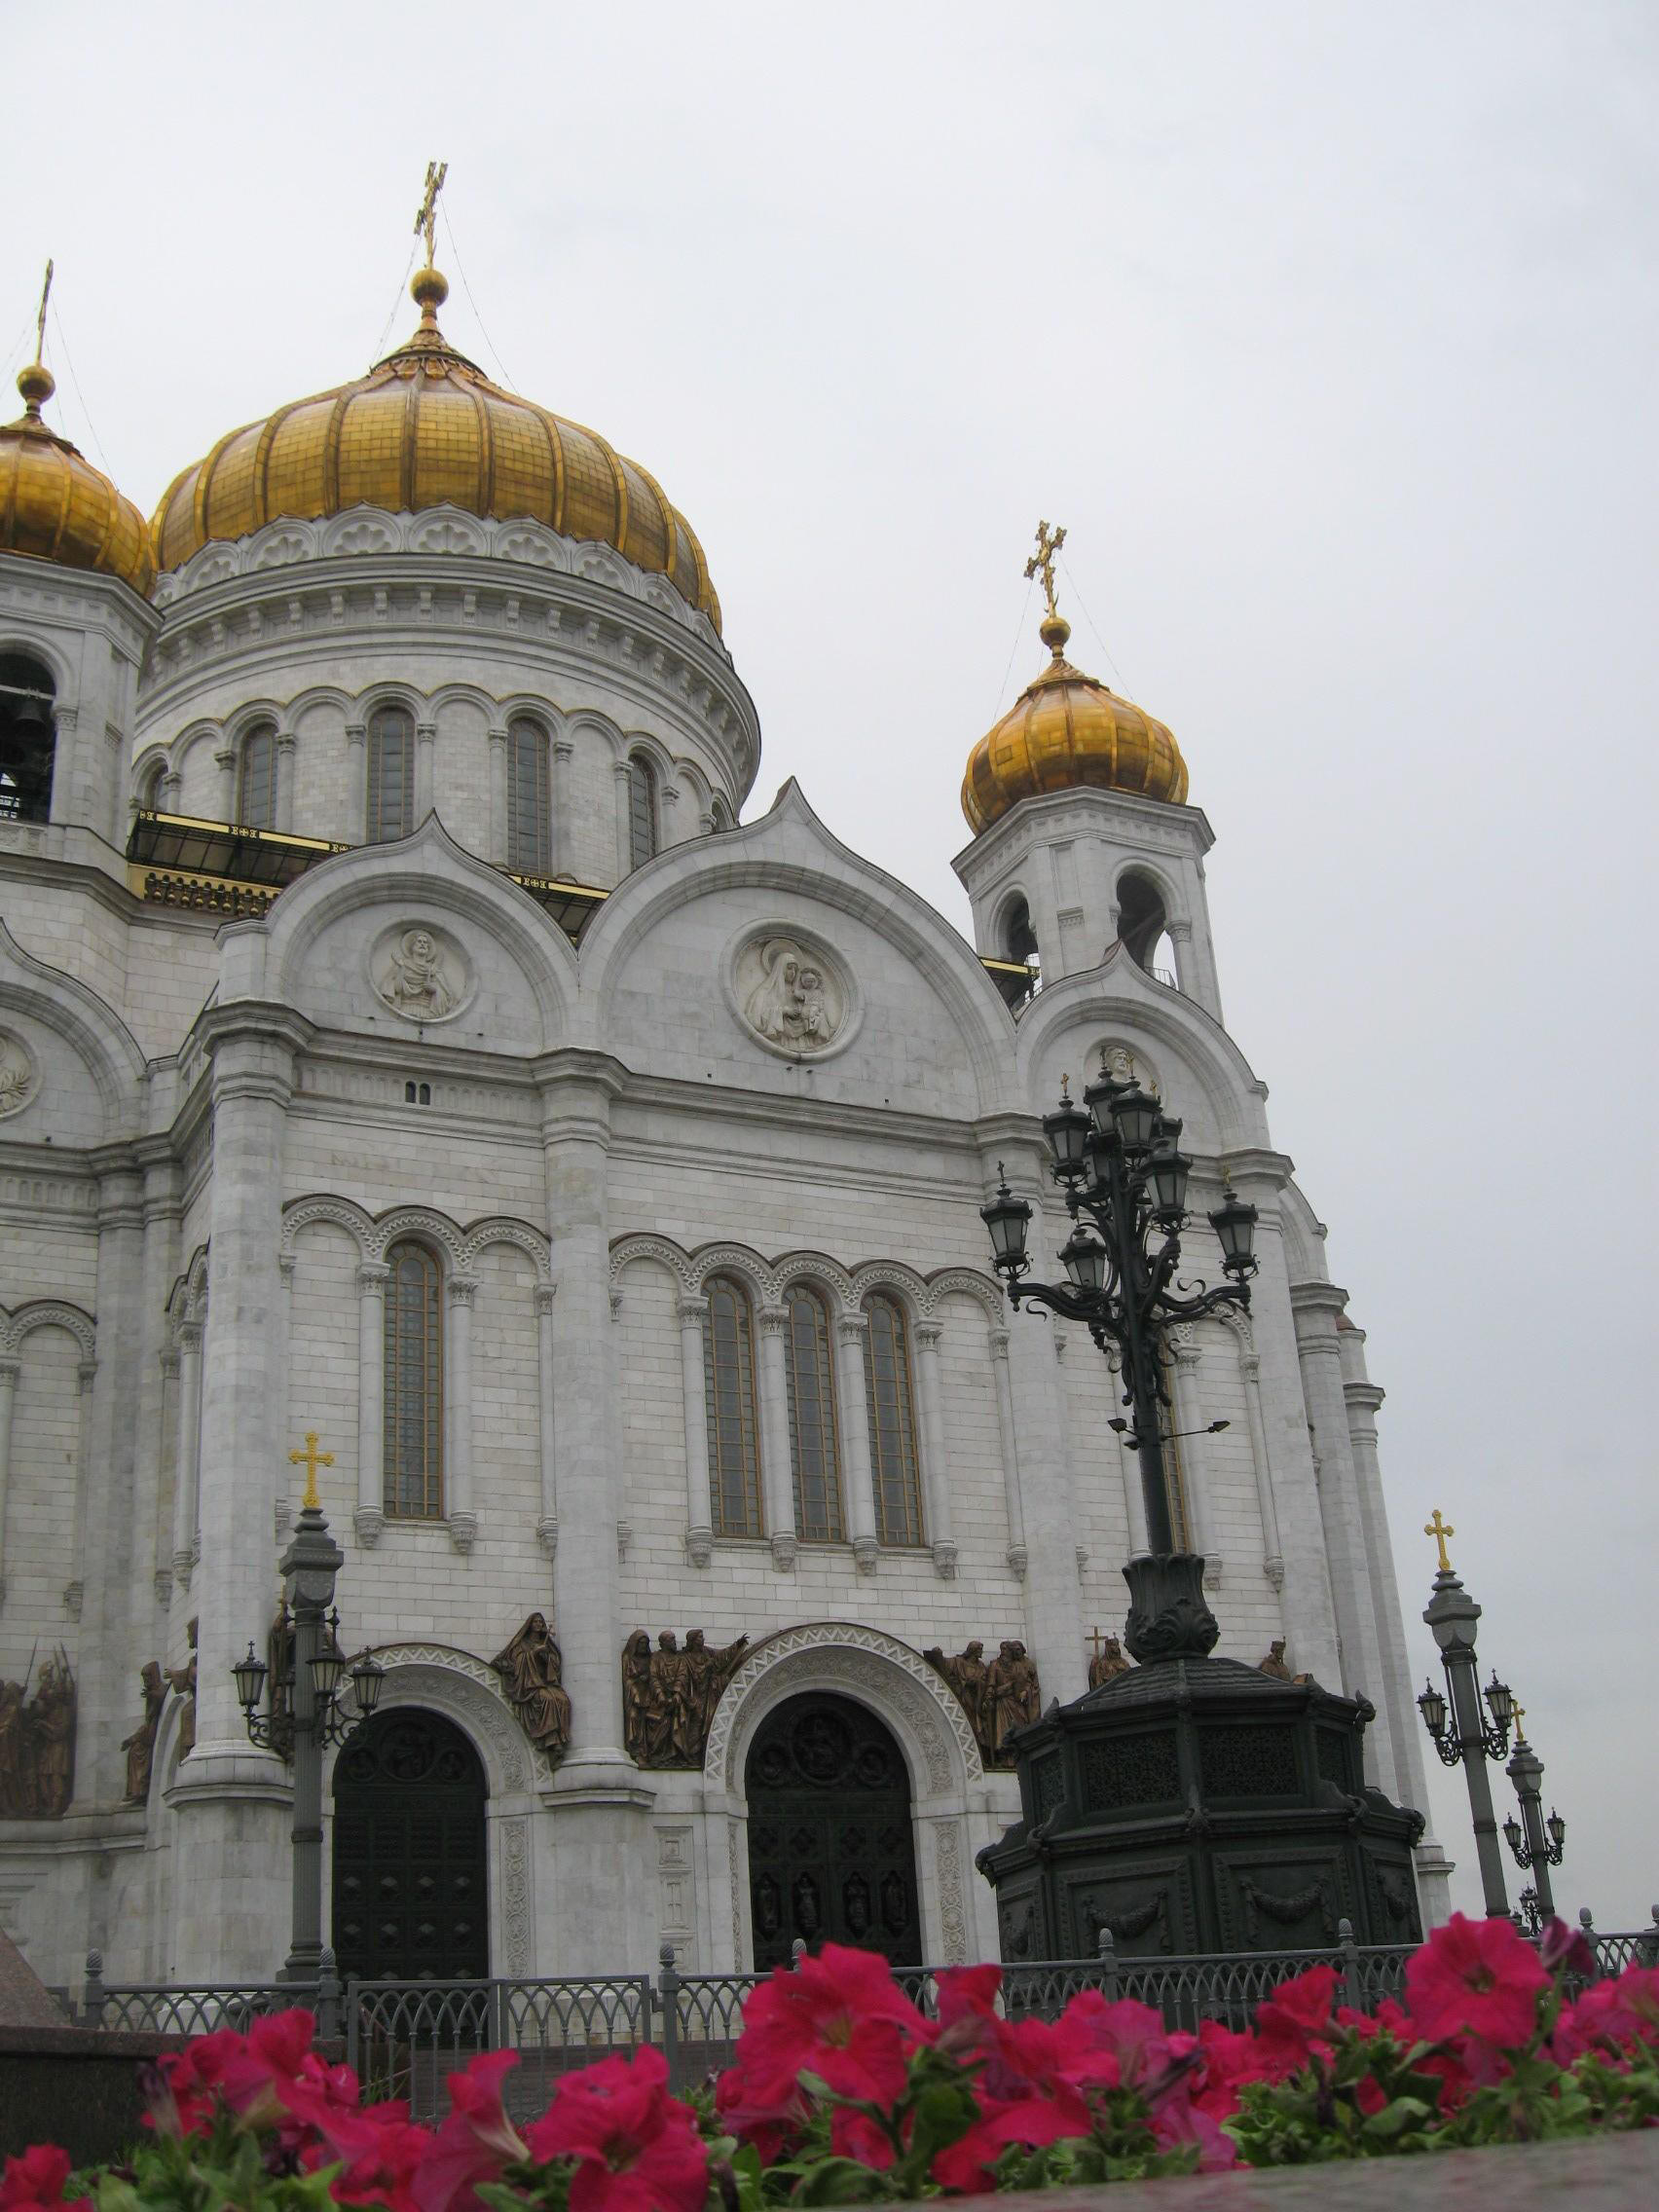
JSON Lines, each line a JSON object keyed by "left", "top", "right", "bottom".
{"left": 0, "top": 359, "right": 155, "bottom": 597}
{"left": 961, "top": 610, "right": 1188, "bottom": 833}
{"left": 151, "top": 267, "right": 720, "bottom": 630}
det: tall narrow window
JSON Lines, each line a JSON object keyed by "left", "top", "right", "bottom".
{"left": 784, "top": 1284, "right": 843, "bottom": 1541}
{"left": 238, "top": 722, "right": 277, "bottom": 828}
{"left": 367, "top": 706, "right": 416, "bottom": 843}
{"left": 136, "top": 757, "right": 166, "bottom": 813}
{"left": 710, "top": 794, "right": 733, "bottom": 832}
{"left": 863, "top": 1294, "right": 924, "bottom": 1546}
{"left": 627, "top": 753, "right": 658, "bottom": 868}
{"left": 704, "top": 1274, "right": 762, "bottom": 1538}
{"left": 0, "top": 653, "right": 56, "bottom": 826}
{"left": 506, "top": 718, "right": 551, "bottom": 874}
{"left": 384, "top": 1240, "right": 443, "bottom": 1519}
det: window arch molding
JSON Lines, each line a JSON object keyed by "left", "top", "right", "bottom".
{"left": 132, "top": 749, "right": 169, "bottom": 813}
{"left": 1111, "top": 856, "right": 1184, "bottom": 925}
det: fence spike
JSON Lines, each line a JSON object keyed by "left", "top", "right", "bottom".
{"left": 82, "top": 1950, "right": 106, "bottom": 2028}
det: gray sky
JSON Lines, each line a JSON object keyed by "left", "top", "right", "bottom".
{"left": 8, "top": 2, "right": 1656, "bottom": 1929}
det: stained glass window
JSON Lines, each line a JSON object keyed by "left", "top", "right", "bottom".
{"left": 384, "top": 1241, "right": 442, "bottom": 1518}
{"left": 368, "top": 706, "right": 416, "bottom": 843}
{"left": 784, "top": 1284, "right": 843, "bottom": 1541}
{"left": 863, "top": 1294, "right": 924, "bottom": 1546}
{"left": 627, "top": 754, "right": 657, "bottom": 868}
{"left": 506, "top": 718, "right": 551, "bottom": 874}
{"left": 239, "top": 722, "right": 277, "bottom": 828}
{"left": 704, "top": 1275, "right": 762, "bottom": 1538}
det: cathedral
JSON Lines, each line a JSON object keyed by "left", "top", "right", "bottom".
{"left": 0, "top": 207, "right": 1450, "bottom": 1994}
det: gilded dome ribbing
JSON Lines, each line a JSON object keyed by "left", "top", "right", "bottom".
{"left": 961, "top": 610, "right": 1188, "bottom": 833}
{"left": 0, "top": 361, "right": 155, "bottom": 598}
{"left": 151, "top": 268, "right": 720, "bottom": 630}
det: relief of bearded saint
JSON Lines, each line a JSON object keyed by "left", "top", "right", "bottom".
{"left": 380, "top": 929, "right": 458, "bottom": 1019}
{"left": 743, "top": 940, "right": 836, "bottom": 1050}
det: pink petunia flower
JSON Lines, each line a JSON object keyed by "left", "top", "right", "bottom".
{"left": 526, "top": 2046, "right": 706, "bottom": 2212}
{"left": 731, "top": 1943, "right": 929, "bottom": 2110}
{"left": 413, "top": 2048, "right": 526, "bottom": 2212}
{"left": 0, "top": 2148, "right": 91, "bottom": 2212}
{"left": 1404, "top": 1913, "right": 1549, "bottom": 2049}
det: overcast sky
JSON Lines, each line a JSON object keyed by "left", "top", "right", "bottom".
{"left": 8, "top": 2, "right": 1656, "bottom": 1929}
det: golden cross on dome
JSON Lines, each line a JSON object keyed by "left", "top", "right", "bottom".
{"left": 414, "top": 161, "right": 449, "bottom": 267}
{"left": 289, "top": 1430, "right": 334, "bottom": 1511}
{"left": 1424, "top": 1507, "right": 1455, "bottom": 1574}
{"left": 1024, "top": 519, "right": 1067, "bottom": 623}
{"left": 33, "top": 260, "right": 53, "bottom": 366}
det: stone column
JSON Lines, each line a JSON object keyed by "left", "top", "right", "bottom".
{"left": 756, "top": 1306, "right": 797, "bottom": 1570}
{"left": 344, "top": 723, "right": 367, "bottom": 843}
{"left": 833, "top": 1313, "right": 879, "bottom": 1574}
{"left": 134, "top": 1153, "right": 181, "bottom": 1636}
{"left": 1291, "top": 1283, "right": 1394, "bottom": 1793}
{"left": 535, "top": 1054, "right": 653, "bottom": 1971}
{"left": 487, "top": 726, "right": 508, "bottom": 865}
{"left": 552, "top": 741, "right": 573, "bottom": 878}
{"left": 414, "top": 720, "right": 437, "bottom": 826}
{"left": 215, "top": 745, "right": 237, "bottom": 821}
{"left": 445, "top": 1278, "right": 478, "bottom": 1553}
{"left": 912, "top": 1322, "right": 957, "bottom": 1579}
{"left": 1236, "top": 1343, "right": 1285, "bottom": 1590}
{"left": 988, "top": 1326, "right": 1027, "bottom": 1577}
{"left": 536, "top": 1285, "right": 559, "bottom": 1560}
{"left": 613, "top": 760, "right": 635, "bottom": 877}
{"left": 64, "top": 1357, "right": 96, "bottom": 1619}
{"left": 276, "top": 733, "right": 297, "bottom": 833}
{"left": 1222, "top": 1153, "right": 1342, "bottom": 1688}
{"left": 677, "top": 1295, "right": 714, "bottom": 1566}
{"left": 171, "top": 1321, "right": 203, "bottom": 1587}
{"left": 169, "top": 1014, "right": 305, "bottom": 1978}
{"left": 154, "top": 1349, "right": 179, "bottom": 1605}
{"left": 354, "top": 1263, "right": 389, "bottom": 1547}
{"left": 0, "top": 1357, "right": 18, "bottom": 1606}
{"left": 1167, "top": 1328, "right": 1220, "bottom": 1581}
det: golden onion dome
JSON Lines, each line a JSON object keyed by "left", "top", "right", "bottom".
{"left": 0, "top": 359, "right": 156, "bottom": 597}
{"left": 962, "top": 608, "right": 1188, "bottom": 833}
{"left": 151, "top": 266, "right": 720, "bottom": 630}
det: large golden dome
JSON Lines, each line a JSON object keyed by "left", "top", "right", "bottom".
{"left": 0, "top": 361, "right": 155, "bottom": 597}
{"left": 152, "top": 268, "right": 720, "bottom": 630}
{"left": 962, "top": 610, "right": 1188, "bottom": 833}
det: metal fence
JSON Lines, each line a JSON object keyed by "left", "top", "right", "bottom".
{"left": 77, "top": 1907, "right": 1659, "bottom": 2117}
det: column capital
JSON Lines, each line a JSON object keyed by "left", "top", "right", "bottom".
{"left": 446, "top": 1276, "right": 479, "bottom": 1309}
{"left": 345, "top": 721, "right": 368, "bottom": 746}
{"left": 177, "top": 1320, "right": 203, "bottom": 1353}
{"left": 77, "top": 1360, "right": 98, "bottom": 1393}
{"left": 678, "top": 1295, "right": 711, "bottom": 1325}
{"left": 913, "top": 1321, "right": 944, "bottom": 1350}
{"left": 613, "top": 758, "right": 634, "bottom": 782}
{"left": 989, "top": 1328, "right": 1011, "bottom": 1358}
{"left": 757, "top": 1305, "right": 790, "bottom": 1337}
{"left": 833, "top": 1312, "right": 869, "bottom": 1346}
{"left": 275, "top": 730, "right": 297, "bottom": 755}
{"left": 159, "top": 1348, "right": 181, "bottom": 1380}
{"left": 214, "top": 746, "right": 237, "bottom": 772}
{"left": 356, "top": 1262, "right": 392, "bottom": 1292}
{"left": 535, "top": 1284, "right": 558, "bottom": 1316}
{"left": 487, "top": 725, "right": 508, "bottom": 747}
{"left": 0, "top": 1357, "right": 19, "bottom": 1388}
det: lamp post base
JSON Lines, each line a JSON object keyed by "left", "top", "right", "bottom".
{"left": 1123, "top": 1552, "right": 1220, "bottom": 1663}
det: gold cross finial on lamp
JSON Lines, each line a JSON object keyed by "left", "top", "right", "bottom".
{"left": 289, "top": 1431, "right": 334, "bottom": 1512}
{"left": 1424, "top": 1507, "right": 1455, "bottom": 1574}
{"left": 1088, "top": 1625, "right": 1104, "bottom": 1660}
{"left": 414, "top": 161, "right": 448, "bottom": 267}
{"left": 1512, "top": 1697, "right": 1527, "bottom": 1739}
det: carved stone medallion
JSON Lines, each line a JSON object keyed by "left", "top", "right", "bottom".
{"left": 728, "top": 930, "right": 857, "bottom": 1060}
{"left": 369, "top": 923, "right": 473, "bottom": 1025}
{"left": 0, "top": 1031, "right": 37, "bottom": 1119}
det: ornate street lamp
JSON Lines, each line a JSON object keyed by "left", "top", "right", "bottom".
{"left": 234, "top": 1433, "right": 385, "bottom": 1984}
{"left": 1418, "top": 1510, "right": 1514, "bottom": 1918}
{"left": 981, "top": 1058, "right": 1257, "bottom": 1654}
{"left": 1501, "top": 1702, "right": 1567, "bottom": 1921}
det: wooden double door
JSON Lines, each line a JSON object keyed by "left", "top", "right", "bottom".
{"left": 332, "top": 1709, "right": 489, "bottom": 1981}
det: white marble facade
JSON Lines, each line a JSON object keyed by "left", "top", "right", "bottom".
{"left": 0, "top": 491, "right": 1453, "bottom": 1992}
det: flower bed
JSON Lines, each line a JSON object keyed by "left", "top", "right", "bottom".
{"left": 4, "top": 1915, "right": 1656, "bottom": 2210}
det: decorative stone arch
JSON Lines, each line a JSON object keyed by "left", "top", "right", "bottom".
{"left": 372, "top": 1204, "right": 469, "bottom": 1272}
{"left": 770, "top": 1250, "right": 857, "bottom": 1314}
{"left": 848, "top": 1258, "right": 932, "bottom": 1323}
{"left": 426, "top": 681, "right": 499, "bottom": 728}
{"left": 222, "top": 696, "right": 287, "bottom": 750}
{"left": 408, "top": 510, "right": 491, "bottom": 558}
{"left": 608, "top": 1232, "right": 698, "bottom": 1302}
{"left": 0, "top": 919, "right": 148, "bottom": 1138}
{"left": 168, "top": 718, "right": 223, "bottom": 776}
{"left": 458, "top": 1216, "right": 553, "bottom": 1282}
{"left": 1111, "top": 854, "right": 1187, "bottom": 931}
{"left": 922, "top": 1267, "right": 1006, "bottom": 1327}
{"left": 131, "top": 743, "right": 169, "bottom": 810}
{"left": 280, "top": 1194, "right": 377, "bottom": 1267}
{"left": 317, "top": 509, "right": 399, "bottom": 559}
{"left": 704, "top": 1623, "right": 984, "bottom": 1968}
{"left": 564, "top": 707, "right": 629, "bottom": 764}
{"left": 355, "top": 679, "right": 427, "bottom": 729}
{"left": 0, "top": 628, "right": 74, "bottom": 702}
{"left": 0, "top": 1299, "right": 95, "bottom": 1361}
{"left": 320, "top": 1642, "right": 547, "bottom": 1981}
{"left": 688, "top": 1241, "right": 781, "bottom": 1308}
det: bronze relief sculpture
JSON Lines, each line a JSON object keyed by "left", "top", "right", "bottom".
{"left": 0, "top": 1647, "right": 76, "bottom": 1817}
{"left": 122, "top": 1660, "right": 166, "bottom": 1803}
{"left": 925, "top": 1638, "right": 1040, "bottom": 1769}
{"left": 622, "top": 1627, "right": 749, "bottom": 1769}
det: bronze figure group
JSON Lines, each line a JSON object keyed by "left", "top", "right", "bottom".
{"left": 0, "top": 1648, "right": 77, "bottom": 1818}
{"left": 622, "top": 1628, "right": 750, "bottom": 1769}
{"left": 923, "top": 1638, "right": 1041, "bottom": 1768}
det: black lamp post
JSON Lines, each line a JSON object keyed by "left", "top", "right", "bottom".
{"left": 980, "top": 1059, "right": 1258, "bottom": 1655}
{"left": 1417, "top": 1510, "right": 1513, "bottom": 1919}
{"left": 1501, "top": 1706, "right": 1566, "bottom": 1923}
{"left": 233, "top": 1444, "right": 384, "bottom": 1985}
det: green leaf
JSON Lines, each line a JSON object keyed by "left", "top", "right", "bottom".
{"left": 1359, "top": 2096, "right": 1434, "bottom": 2143}
{"left": 787, "top": 2155, "right": 890, "bottom": 2204}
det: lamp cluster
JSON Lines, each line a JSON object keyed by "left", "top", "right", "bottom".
{"left": 234, "top": 1605, "right": 385, "bottom": 1757}
{"left": 1417, "top": 1668, "right": 1514, "bottom": 1767}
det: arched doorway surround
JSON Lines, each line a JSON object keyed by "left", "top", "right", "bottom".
{"left": 704, "top": 1623, "right": 989, "bottom": 1969}
{"left": 331, "top": 1708, "right": 488, "bottom": 1980}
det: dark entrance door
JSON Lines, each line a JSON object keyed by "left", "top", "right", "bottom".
{"left": 744, "top": 1692, "right": 921, "bottom": 1971}
{"left": 332, "top": 1709, "right": 488, "bottom": 1980}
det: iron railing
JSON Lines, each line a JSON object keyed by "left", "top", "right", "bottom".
{"left": 345, "top": 1975, "right": 654, "bottom": 2120}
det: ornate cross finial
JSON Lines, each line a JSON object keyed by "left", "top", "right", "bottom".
{"left": 414, "top": 161, "right": 449, "bottom": 267}
{"left": 1512, "top": 1697, "right": 1527, "bottom": 1739}
{"left": 1088, "top": 1624, "right": 1104, "bottom": 1659}
{"left": 33, "top": 260, "right": 53, "bottom": 367}
{"left": 1424, "top": 1508, "right": 1455, "bottom": 1574}
{"left": 289, "top": 1430, "right": 335, "bottom": 1512}
{"left": 1024, "top": 519, "right": 1067, "bottom": 622}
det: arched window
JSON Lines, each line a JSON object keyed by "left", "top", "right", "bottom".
{"left": 135, "top": 757, "right": 166, "bottom": 813}
{"left": 627, "top": 753, "right": 658, "bottom": 868}
{"left": 710, "top": 794, "right": 733, "bottom": 832}
{"left": 506, "top": 717, "right": 551, "bottom": 874}
{"left": 367, "top": 705, "right": 416, "bottom": 843}
{"left": 704, "top": 1274, "right": 762, "bottom": 1538}
{"left": 238, "top": 721, "right": 277, "bottom": 828}
{"left": 862, "top": 1294, "right": 924, "bottom": 1546}
{"left": 0, "top": 653, "right": 56, "bottom": 825}
{"left": 1117, "top": 869, "right": 1177, "bottom": 983}
{"left": 384, "top": 1240, "right": 443, "bottom": 1519}
{"left": 784, "top": 1283, "right": 843, "bottom": 1541}
{"left": 1005, "top": 897, "right": 1040, "bottom": 977}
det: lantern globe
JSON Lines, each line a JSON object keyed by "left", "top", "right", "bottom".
{"left": 233, "top": 1642, "right": 268, "bottom": 1714}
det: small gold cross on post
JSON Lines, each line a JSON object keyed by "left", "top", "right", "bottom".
{"left": 1512, "top": 1698, "right": 1527, "bottom": 1739}
{"left": 1088, "top": 1625, "right": 1104, "bottom": 1661}
{"left": 414, "top": 161, "right": 448, "bottom": 268}
{"left": 1024, "top": 519, "right": 1067, "bottom": 623}
{"left": 289, "top": 1431, "right": 334, "bottom": 1512}
{"left": 1423, "top": 1507, "right": 1455, "bottom": 1574}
